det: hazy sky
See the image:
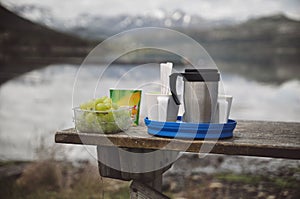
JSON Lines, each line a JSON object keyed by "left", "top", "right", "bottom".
{"left": 2, "top": 0, "right": 300, "bottom": 20}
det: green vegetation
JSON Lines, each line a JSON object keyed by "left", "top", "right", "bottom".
{"left": 216, "top": 172, "right": 299, "bottom": 189}
{"left": 1, "top": 160, "right": 299, "bottom": 199}
{"left": 0, "top": 160, "right": 130, "bottom": 199}
{"left": 216, "top": 173, "right": 263, "bottom": 184}
{"left": 0, "top": 160, "right": 30, "bottom": 167}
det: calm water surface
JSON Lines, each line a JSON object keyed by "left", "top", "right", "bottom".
{"left": 0, "top": 64, "right": 299, "bottom": 161}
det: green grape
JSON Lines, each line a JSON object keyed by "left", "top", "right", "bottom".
{"left": 104, "top": 103, "right": 112, "bottom": 110}
{"left": 94, "top": 98, "right": 103, "bottom": 105}
{"left": 86, "top": 100, "right": 96, "bottom": 110}
{"left": 105, "top": 112, "right": 114, "bottom": 122}
{"left": 96, "top": 114, "right": 104, "bottom": 122}
{"left": 85, "top": 112, "right": 96, "bottom": 124}
{"left": 76, "top": 96, "right": 132, "bottom": 134}
{"left": 105, "top": 123, "right": 117, "bottom": 133}
{"left": 100, "top": 96, "right": 108, "bottom": 101}
{"left": 80, "top": 103, "right": 88, "bottom": 110}
{"left": 96, "top": 103, "right": 107, "bottom": 111}
{"left": 103, "top": 97, "right": 112, "bottom": 104}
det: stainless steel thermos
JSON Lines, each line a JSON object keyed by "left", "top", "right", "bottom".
{"left": 169, "top": 69, "right": 220, "bottom": 123}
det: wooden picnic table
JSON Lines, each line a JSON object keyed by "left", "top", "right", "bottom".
{"left": 55, "top": 120, "right": 300, "bottom": 198}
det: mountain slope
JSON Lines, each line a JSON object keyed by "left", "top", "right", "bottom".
{"left": 0, "top": 4, "right": 95, "bottom": 84}
{"left": 182, "top": 14, "right": 300, "bottom": 64}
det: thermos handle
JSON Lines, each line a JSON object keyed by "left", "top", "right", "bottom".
{"left": 169, "top": 73, "right": 181, "bottom": 105}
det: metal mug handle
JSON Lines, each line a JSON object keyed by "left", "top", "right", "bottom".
{"left": 169, "top": 73, "right": 181, "bottom": 105}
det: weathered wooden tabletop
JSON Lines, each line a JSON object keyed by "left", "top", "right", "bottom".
{"left": 55, "top": 120, "right": 300, "bottom": 159}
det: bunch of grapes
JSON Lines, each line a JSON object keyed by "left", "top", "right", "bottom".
{"left": 75, "top": 96, "right": 132, "bottom": 134}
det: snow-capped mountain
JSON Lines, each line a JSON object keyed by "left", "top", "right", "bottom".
{"left": 6, "top": 4, "right": 236, "bottom": 39}
{"left": 7, "top": 4, "right": 58, "bottom": 27}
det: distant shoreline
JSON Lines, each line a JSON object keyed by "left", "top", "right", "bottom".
{"left": 0, "top": 57, "right": 185, "bottom": 85}
{"left": 1, "top": 56, "right": 300, "bottom": 86}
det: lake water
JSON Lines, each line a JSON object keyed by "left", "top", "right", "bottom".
{"left": 0, "top": 64, "right": 300, "bottom": 161}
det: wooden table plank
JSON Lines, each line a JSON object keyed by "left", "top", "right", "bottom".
{"left": 55, "top": 120, "right": 300, "bottom": 159}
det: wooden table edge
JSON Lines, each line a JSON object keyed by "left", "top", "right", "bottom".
{"left": 55, "top": 129, "right": 300, "bottom": 160}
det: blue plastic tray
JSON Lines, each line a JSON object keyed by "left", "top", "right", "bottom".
{"left": 144, "top": 117, "right": 236, "bottom": 139}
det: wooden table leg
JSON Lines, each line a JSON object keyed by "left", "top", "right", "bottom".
{"left": 96, "top": 146, "right": 177, "bottom": 198}
{"left": 130, "top": 180, "right": 170, "bottom": 199}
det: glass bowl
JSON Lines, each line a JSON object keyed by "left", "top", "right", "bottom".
{"left": 73, "top": 106, "right": 132, "bottom": 134}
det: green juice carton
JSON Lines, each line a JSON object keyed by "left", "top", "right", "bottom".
{"left": 110, "top": 89, "right": 142, "bottom": 125}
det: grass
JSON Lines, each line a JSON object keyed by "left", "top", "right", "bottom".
{"left": 1, "top": 160, "right": 299, "bottom": 199}
{"left": 216, "top": 172, "right": 299, "bottom": 189}
{"left": 0, "top": 160, "right": 129, "bottom": 199}
{"left": 0, "top": 135, "right": 129, "bottom": 199}
{"left": 216, "top": 173, "right": 263, "bottom": 184}
{"left": 0, "top": 160, "right": 30, "bottom": 167}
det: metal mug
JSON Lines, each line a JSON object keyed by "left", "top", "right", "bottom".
{"left": 169, "top": 69, "right": 220, "bottom": 123}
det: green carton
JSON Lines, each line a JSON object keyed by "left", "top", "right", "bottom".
{"left": 110, "top": 89, "right": 142, "bottom": 125}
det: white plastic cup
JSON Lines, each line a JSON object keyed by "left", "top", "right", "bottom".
{"left": 145, "top": 93, "right": 180, "bottom": 122}
{"left": 216, "top": 95, "right": 233, "bottom": 123}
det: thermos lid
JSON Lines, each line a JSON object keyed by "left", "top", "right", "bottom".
{"left": 182, "top": 69, "right": 220, "bottom": 82}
